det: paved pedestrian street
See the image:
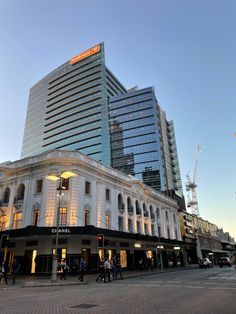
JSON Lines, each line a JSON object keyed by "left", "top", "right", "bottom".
{"left": 0, "top": 268, "right": 236, "bottom": 314}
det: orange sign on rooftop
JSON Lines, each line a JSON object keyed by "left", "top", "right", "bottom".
{"left": 70, "top": 44, "right": 101, "bottom": 65}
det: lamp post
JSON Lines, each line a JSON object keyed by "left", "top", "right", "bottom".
{"left": 157, "top": 217, "right": 163, "bottom": 271}
{"left": 46, "top": 171, "right": 77, "bottom": 282}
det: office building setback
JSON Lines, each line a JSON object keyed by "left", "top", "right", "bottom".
{"left": 109, "top": 87, "right": 183, "bottom": 197}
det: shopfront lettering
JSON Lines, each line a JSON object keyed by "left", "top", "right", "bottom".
{"left": 51, "top": 228, "right": 71, "bottom": 234}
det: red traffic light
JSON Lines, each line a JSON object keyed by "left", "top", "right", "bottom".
{"left": 97, "top": 234, "right": 104, "bottom": 248}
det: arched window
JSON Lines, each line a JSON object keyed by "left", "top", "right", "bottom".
{"left": 150, "top": 205, "right": 154, "bottom": 220}
{"left": 118, "top": 193, "right": 124, "bottom": 210}
{"left": 17, "top": 184, "right": 25, "bottom": 201}
{"left": 3, "top": 187, "right": 10, "bottom": 203}
{"left": 135, "top": 200, "right": 141, "bottom": 215}
{"left": 127, "top": 197, "right": 133, "bottom": 213}
{"left": 143, "top": 203, "right": 148, "bottom": 217}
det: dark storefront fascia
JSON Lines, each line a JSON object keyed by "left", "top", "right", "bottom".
{"left": 0, "top": 225, "right": 187, "bottom": 274}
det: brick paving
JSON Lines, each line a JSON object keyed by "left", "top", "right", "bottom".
{"left": 0, "top": 267, "right": 236, "bottom": 313}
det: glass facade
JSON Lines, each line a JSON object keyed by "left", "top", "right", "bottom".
{"left": 109, "top": 87, "right": 183, "bottom": 195}
{"left": 21, "top": 43, "right": 126, "bottom": 166}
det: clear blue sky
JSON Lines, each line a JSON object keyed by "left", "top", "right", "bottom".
{"left": 0, "top": 0, "right": 235, "bottom": 238}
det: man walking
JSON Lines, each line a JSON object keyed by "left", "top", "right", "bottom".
{"left": 78, "top": 257, "right": 85, "bottom": 282}
{"left": 12, "top": 259, "right": 20, "bottom": 285}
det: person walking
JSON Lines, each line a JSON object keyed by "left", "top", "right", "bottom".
{"left": 78, "top": 257, "right": 85, "bottom": 282}
{"left": 114, "top": 256, "right": 123, "bottom": 280}
{"left": 12, "top": 259, "right": 20, "bottom": 285}
{"left": 0, "top": 261, "right": 8, "bottom": 286}
{"left": 96, "top": 258, "right": 106, "bottom": 283}
{"left": 104, "top": 258, "right": 111, "bottom": 282}
{"left": 60, "top": 259, "right": 69, "bottom": 280}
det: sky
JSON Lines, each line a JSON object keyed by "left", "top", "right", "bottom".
{"left": 0, "top": 0, "right": 235, "bottom": 238}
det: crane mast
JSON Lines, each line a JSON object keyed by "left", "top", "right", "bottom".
{"left": 186, "top": 144, "right": 201, "bottom": 216}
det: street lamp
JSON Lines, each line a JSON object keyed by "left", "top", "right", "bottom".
{"left": 157, "top": 217, "right": 164, "bottom": 271}
{"left": 46, "top": 171, "right": 77, "bottom": 282}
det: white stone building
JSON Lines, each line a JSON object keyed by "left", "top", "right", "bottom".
{"left": 0, "top": 150, "right": 184, "bottom": 274}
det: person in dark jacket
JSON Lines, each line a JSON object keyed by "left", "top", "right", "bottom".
{"left": 12, "top": 259, "right": 20, "bottom": 285}
{"left": 78, "top": 257, "right": 85, "bottom": 282}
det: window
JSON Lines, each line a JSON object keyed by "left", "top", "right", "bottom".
{"left": 0, "top": 216, "right": 7, "bottom": 231}
{"left": 118, "top": 216, "right": 124, "bottom": 231}
{"left": 105, "top": 214, "right": 110, "bottom": 229}
{"left": 166, "top": 211, "right": 169, "bottom": 221}
{"left": 118, "top": 193, "right": 124, "bottom": 210}
{"left": 137, "top": 221, "right": 141, "bottom": 233}
{"left": 167, "top": 227, "right": 170, "bottom": 238}
{"left": 32, "top": 210, "right": 40, "bottom": 226}
{"left": 106, "top": 188, "right": 110, "bottom": 201}
{"left": 151, "top": 224, "right": 155, "bottom": 236}
{"left": 144, "top": 223, "right": 148, "bottom": 235}
{"left": 127, "top": 197, "right": 133, "bottom": 212}
{"left": 13, "top": 212, "right": 23, "bottom": 229}
{"left": 84, "top": 210, "right": 89, "bottom": 226}
{"left": 3, "top": 187, "right": 10, "bottom": 203}
{"left": 175, "top": 229, "right": 178, "bottom": 239}
{"left": 128, "top": 219, "right": 133, "bottom": 232}
{"left": 173, "top": 214, "right": 176, "bottom": 223}
{"left": 16, "top": 184, "right": 25, "bottom": 201}
{"left": 59, "top": 207, "right": 67, "bottom": 225}
{"left": 85, "top": 181, "right": 91, "bottom": 195}
{"left": 119, "top": 250, "right": 127, "bottom": 268}
{"left": 35, "top": 180, "right": 43, "bottom": 193}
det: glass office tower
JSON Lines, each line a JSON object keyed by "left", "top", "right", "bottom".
{"left": 109, "top": 87, "right": 183, "bottom": 196}
{"left": 21, "top": 43, "right": 126, "bottom": 166}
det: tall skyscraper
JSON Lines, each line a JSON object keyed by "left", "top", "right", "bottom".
{"left": 109, "top": 87, "right": 183, "bottom": 197}
{"left": 21, "top": 43, "right": 126, "bottom": 166}
{"left": 21, "top": 43, "right": 184, "bottom": 205}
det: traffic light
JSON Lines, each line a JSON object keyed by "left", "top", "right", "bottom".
{"left": 97, "top": 234, "right": 104, "bottom": 248}
{"left": 1, "top": 234, "right": 9, "bottom": 248}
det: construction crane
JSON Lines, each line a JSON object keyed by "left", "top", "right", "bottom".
{"left": 186, "top": 144, "right": 201, "bottom": 216}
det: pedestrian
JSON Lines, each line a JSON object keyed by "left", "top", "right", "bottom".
{"left": 12, "top": 259, "right": 20, "bottom": 285}
{"left": 0, "top": 261, "right": 8, "bottom": 286}
{"left": 114, "top": 256, "right": 123, "bottom": 280}
{"left": 78, "top": 257, "right": 85, "bottom": 282}
{"left": 96, "top": 258, "right": 106, "bottom": 283}
{"left": 104, "top": 258, "right": 111, "bottom": 282}
{"left": 60, "top": 259, "right": 69, "bottom": 280}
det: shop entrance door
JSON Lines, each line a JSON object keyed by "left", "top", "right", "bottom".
{"left": 24, "top": 250, "right": 37, "bottom": 274}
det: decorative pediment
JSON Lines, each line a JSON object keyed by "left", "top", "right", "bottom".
{"left": 132, "top": 183, "right": 144, "bottom": 195}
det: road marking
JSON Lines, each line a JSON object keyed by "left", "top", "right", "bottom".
{"left": 208, "top": 287, "right": 236, "bottom": 290}
{"left": 164, "top": 285, "right": 203, "bottom": 289}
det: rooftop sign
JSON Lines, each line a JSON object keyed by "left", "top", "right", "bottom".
{"left": 70, "top": 44, "right": 101, "bottom": 65}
